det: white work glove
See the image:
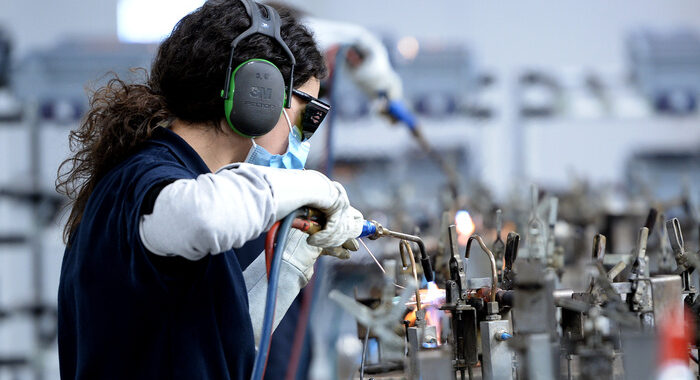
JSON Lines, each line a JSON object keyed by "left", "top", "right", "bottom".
{"left": 282, "top": 229, "right": 323, "bottom": 281}
{"left": 245, "top": 228, "right": 354, "bottom": 346}
{"left": 307, "top": 183, "right": 363, "bottom": 249}
{"left": 265, "top": 168, "right": 364, "bottom": 248}
{"left": 282, "top": 229, "right": 355, "bottom": 281}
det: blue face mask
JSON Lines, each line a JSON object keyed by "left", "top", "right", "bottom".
{"left": 244, "top": 109, "right": 310, "bottom": 170}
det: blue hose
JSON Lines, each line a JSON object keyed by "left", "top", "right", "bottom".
{"left": 386, "top": 99, "right": 418, "bottom": 131}
{"left": 251, "top": 211, "right": 300, "bottom": 380}
{"left": 358, "top": 220, "right": 377, "bottom": 238}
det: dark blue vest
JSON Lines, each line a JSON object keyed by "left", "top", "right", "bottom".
{"left": 58, "top": 128, "right": 256, "bottom": 379}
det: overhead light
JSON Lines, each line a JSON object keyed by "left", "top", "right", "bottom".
{"left": 397, "top": 36, "right": 420, "bottom": 61}
{"left": 117, "top": 0, "right": 205, "bottom": 43}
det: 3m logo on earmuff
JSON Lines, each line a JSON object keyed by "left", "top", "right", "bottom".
{"left": 249, "top": 86, "right": 272, "bottom": 100}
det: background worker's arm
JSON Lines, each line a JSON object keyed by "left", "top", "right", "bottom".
{"left": 304, "top": 17, "right": 403, "bottom": 101}
{"left": 243, "top": 228, "right": 324, "bottom": 346}
{"left": 138, "top": 163, "right": 362, "bottom": 260}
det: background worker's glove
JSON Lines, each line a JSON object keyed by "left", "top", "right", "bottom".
{"left": 282, "top": 229, "right": 355, "bottom": 281}
{"left": 246, "top": 227, "right": 354, "bottom": 345}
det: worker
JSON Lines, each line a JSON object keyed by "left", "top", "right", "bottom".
{"left": 55, "top": 0, "right": 364, "bottom": 378}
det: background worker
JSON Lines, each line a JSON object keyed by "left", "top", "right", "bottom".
{"left": 55, "top": 0, "right": 363, "bottom": 378}
{"left": 241, "top": 6, "right": 415, "bottom": 379}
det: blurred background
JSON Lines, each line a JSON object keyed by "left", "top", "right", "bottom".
{"left": 1, "top": 0, "right": 700, "bottom": 379}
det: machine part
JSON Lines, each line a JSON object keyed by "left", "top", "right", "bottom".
{"left": 405, "top": 326, "right": 440, "bottom": 380}
{"left": 561, "top": 300, "right": 585, "bottom": 343}
{"left": 360, "top": 327, "right": 370, "bottom": 380}
{"left": 650, "top": 275, "right": 683, "bottom": 324}
{"left": 546, "top": 197, "right": 559, "bottom": 264}
{"left": 405, "top": 327, "right": 420, "bottom": 380}
{"left": 514, "top": 333, "right": 557, "bottom": 380}
{"left": 607, "top": 262, "right": 627, "bottom": 281}
{"left": 576, "top": 343, "right": 615, "bottom": 380}
{"left": 446, "top": 304, "right": 478, "bottom": 380}
{"left": 628, "top": 227, "right": 654, "bottom": 327}
{"left": 503, "top": 232, "right": 520, "bottom": 290}
{"left": 422, "top": 325, "right": 438, "bottom": 348}
{"left": 416, "top": 347, "right": 454, "bottom": 380}
{"left": 400, "top": 240, "right": 422, "bottom": 312}
{"left": 511, "top": 260, "right": 559, "bottom": 380}
{"left": 667, "top": 218, "right": 693, "bottom": 274}
{"left": 665, "top": 218, "right": 700, "bottom": 296}
{"left": 486, "top": 301, "right": 500, "bottom": 319}
{"left": 480, "top": 319, "right": 515, "bottom": 380}
{"left": 592, "top": 234, "right": 606, "bottom": 263}
{"left": 658, "top": 212, "right": 675, "bottom": 273}
{"left": 336, "top": 334, "right": 362, "bottom": 380}
{"left": 526, "top": 184, "right": 546, "bottom": 262}
{"left": 330, "top": 260, "right": 415, "bottom": 353}
{"left": 468, "top": 277, "right": 493, "bottom": 289}
{"left": 633, "top": 227, "right": 650, "bottom": 271}
{"left": 513, "top": 260, "right": 557, "bottom": 334}
{"left": 465, "top": 235, "right": 499, "bottom": 307}
{"left": 448, "top": 225, "right": 469, "bottom": 297}
{"left": 644, "top": 208, "right": 658, "bottom": 235}
{"left": 493, "top": 209, "right": 506, "bottom": 270}
{"left": 365, "top": 220, "right": 434, "bottom": 282}
{"left": 441, "top": 225, "right": 479, "bottom": 379}
{"left": 495, "top": 330, "right": 513, "bottom": 341}
{"left": 620, "top": 331, "right": 657, "bottom": 380}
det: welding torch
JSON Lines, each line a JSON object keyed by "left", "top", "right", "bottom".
{"left": 380, "top": 95, "right": 460, "bottom": 201}
{"left": 283, "top": 208, "right": 434, "bottom": 282}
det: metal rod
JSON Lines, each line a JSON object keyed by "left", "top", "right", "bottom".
{"left": 608, "top": 261, "right": 626, "bottom": 281}
{"left": 382, "top": 229, "right": 429, "bottom": 263}
{"left": 400, "top": 240, "right": 421, "bottom": 311}
{"left": 368, "top": 222, "right": 434, "bottom": 281}
{"left": 465, "top": 235, "right": 498, "bottom": 303}
{"left": 360, "top": 327, "right": 370, "bottom": 380}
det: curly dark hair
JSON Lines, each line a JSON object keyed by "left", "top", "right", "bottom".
{"left": 56, "top": 0, "right": 326, "bottom": 242}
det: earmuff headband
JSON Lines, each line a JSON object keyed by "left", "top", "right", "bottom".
{"left": 222, "top": 0, "right": 296, "bottom": 108}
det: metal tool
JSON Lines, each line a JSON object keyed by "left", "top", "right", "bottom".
{"left": 666, "top": 218, "right": 700, "bottom": 304}
{"left": 330, "top": 260, "right": 416, "bottom": 352}
{"left": 493, "top": 209, "right": 506, "bottom": 272}
{"left": 465, "top": 235, "right": 499, "bottom": 313}
{"left": 657, "top": 212, "right": 674, "bottom": 273}
{"left": 644, "top": 208, "right": 658, "bottom": 235}
{"left": 526, "top": 184, "right": 545, "bottom": 262}
{"left": 363, "top": 220, "right": 434, "bottom": 282}
{"left": 440, "top": 225, "right": 478, "bottom": 380}
{"left": 592, "top": 234, "right": 606, "bottom": 263}
{"left": 503, "top": 232, "right": 520, "bottom": 291}
{"left": 546, "top": 197, "right": 559, "bottom": 267}
{"left": 627, "top": 227, "right": 654, "bottom": 327}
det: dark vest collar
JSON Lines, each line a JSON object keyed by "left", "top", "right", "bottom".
{"left": 149, "top": 126, "right": 211, "bottom": 175}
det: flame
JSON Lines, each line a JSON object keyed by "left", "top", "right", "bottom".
{"left": 405, "top": 282, "right": 447, "bottom": 345}
{"left": 455, "top": 210, "right": 475, "bottom": 246}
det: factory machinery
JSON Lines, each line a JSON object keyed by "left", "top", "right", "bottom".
{"left": 326, "top": 185, "right": 700, "bottom": 380}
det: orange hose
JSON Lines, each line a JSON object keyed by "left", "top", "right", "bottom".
{"left": 265, "top": 221, "right": 281, "bottom": 279}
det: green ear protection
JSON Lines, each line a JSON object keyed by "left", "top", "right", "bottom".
{"left": 221, "top": 0, "right": 296, "bottom": 138}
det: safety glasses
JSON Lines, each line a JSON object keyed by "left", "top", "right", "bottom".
{"left": 292, "top": 89, "right": 331, "bottom": 141}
